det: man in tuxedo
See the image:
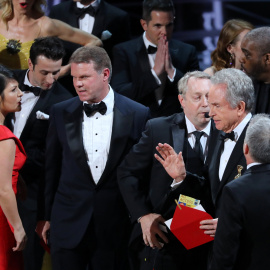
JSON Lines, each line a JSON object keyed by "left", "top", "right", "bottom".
{"left": 155, "top": 69, "right": 255, "bottom": 238}
{"left": 111, "top": 0, "right": 199, "bottom": 118}
{"left": 199, "top": 68, "right": 255, "bottom": 237}
{"left": 118, "top": 71, "right": 219, "bottom": 270}
{"left": 49, "top": 0, "right": 131, "bottom": 60}
{"left": 6, "top": 37, "right": 73, "bottom": 270}
{"left": 240, "top": 27, "right": 270, "bottom": 114}
{"left": 210, "top": 114, "right": 270, "bottom": 270}
{"left": 37, "top": 46, "right": 150, "bottom": 270}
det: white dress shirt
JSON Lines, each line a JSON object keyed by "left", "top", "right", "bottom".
{"left": 171, "top": 117, "right": 211, "bottom": 188}
{"left": 219, "top": 113, "right": 252, "bottom": 181}
{"left": 77, "top": 0, "right": 100, "bottom": 33}
{"left": 14, "top": 71, "right": 41, "bottom": 138}
{"left": 82, "top": 86, "right": 114, "bottom": 184}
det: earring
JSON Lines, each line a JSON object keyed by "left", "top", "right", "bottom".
{"left": 229, "top": 53, "right": 234, "bottom": 66}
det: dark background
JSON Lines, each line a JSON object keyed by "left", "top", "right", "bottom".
{"left": 45, "top": 0, "right": 270, "bottom": 70}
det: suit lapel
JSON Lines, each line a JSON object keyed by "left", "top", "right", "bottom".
{"left": 92, "top": 1, "right": 105, "bottom": 37}
{"left": 97, "top": 101, "right": 134, "bottom": 187}
{"left": 205, "top": 121, "right": 221, "bottom": 165}
{"left": 218, "top": 124, "right": 248, "bottom": 192}
{"left": 20, "top": 90, "right": 50, "bottom": 142}
{"left": 171, "top": 113, "right": 186, "bottom": 154}
{"left": 169, "top": 41, "right": 179, "bottom": 67}
{"left": 64, "top": 98, "right": 94, "bottom": 182}
{"left": 68, "top": 2, "right": 80, "bottom": 28}
{"left": 209, "top": 136, "right": 223, "bottom": 204}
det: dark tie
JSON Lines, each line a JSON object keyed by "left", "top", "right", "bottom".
{"left": 22, "top": 84, "right": 41, "bottom": 96}
{"left": 220, "top": 131, "right": 235, "bottom": 141}
{"left": 74, "top": 5, "right": 95, "bottom": 17}
{"left": 83, "top": 101, "right": 107, "bottom": 117}
{"left": 193, "top": 131, "right": 204, "bottom": 163}
{"left": 147, "top": 45, "right": 157, "bottom": 54}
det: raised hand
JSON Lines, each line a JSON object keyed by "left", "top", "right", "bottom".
{"left": 154, "top": 143, "right": 186, "bottom": 182}
{"left": 153, "top": 36, "right": 166, "bottom": 77}
{"left": 164, "top": 39, "right": 175, "bottom": 79}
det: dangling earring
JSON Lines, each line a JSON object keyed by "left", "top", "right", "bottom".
{"left": 229, "top": 53, "right": 235, "bottom": 67}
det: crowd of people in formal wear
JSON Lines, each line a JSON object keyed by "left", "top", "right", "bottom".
{"left": 0, "top": 0, "right": 270, "bottom": 270}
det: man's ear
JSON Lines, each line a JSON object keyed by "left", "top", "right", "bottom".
{"left": 237, "top": 101, "right": 246, "bottom": 116}
{"left": 243, "top": 143, "right": 249, "bottom": 155}
{"left": 103, "top": 68, "right": 110, "bottom": 81}
{"left": 140, "top": 19, "right": 148, "bottom": 31}
{"left": 264, "top": 53, "right": 270, "bottom": 65}
{"left": 28, "top": 58, "right": 33, "bottom": 71}
{"left": 178, "top": 94, "right": 184, "bottom": 108}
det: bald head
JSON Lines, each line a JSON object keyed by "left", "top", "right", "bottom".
{"left": 240, "top": 27, "right": 270, "bottom": 82}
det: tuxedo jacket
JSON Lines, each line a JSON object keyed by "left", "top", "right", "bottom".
{"left": 6, "top": 69, "right": 73, "bottom": 210}
{"left": 211, "top": 163, "right": 270, "bottom": 270}
{"left": 111, "top": 36, "right": 199, "bottom": 118}
{"left": 49, "top": 0, "right": 131, "bottom": 60}
{"left": 118, "top": 113, "right": 219, "bottom": 248}
{"left": 44, "top": 92, "right": 150, "bottom": 250}
{"left": 208, "top": 124, "right": 248, "bottom": 217}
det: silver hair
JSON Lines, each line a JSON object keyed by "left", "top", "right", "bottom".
{"left": 178, "top": 71, "right": 211, "bottom": 97}
{"left": 244, "top": 27, "right": 270, "bottom": 55}
{"left": 245, "top": 114, "right": 270, "bottom": 163}
{"left": 211, "top": 68, "right": 254, "bottom": 112}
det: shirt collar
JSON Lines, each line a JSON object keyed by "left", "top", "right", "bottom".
{"left": 185, "top": 115, "right": 211, "bottom": 136}
{"left": 247, "top": 162, "right": 262, "bottom": 169}
{"left": 83, "top": 85, "right": 114, "bottom": 115}
{"left": 24, "top": 70, "right": 35, "bottom": 87}
{"left": 233, "top": 112, "right": 252, "bottom": 141}
{"left": 77, "top": 0, "right": 100, "bottom": 10}
{"left": 142, "top": 32, "right": 157, "bottom": 51}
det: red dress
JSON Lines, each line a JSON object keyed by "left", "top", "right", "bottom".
{"left": 0, "top": 125, "right": 26, "bottom": 270}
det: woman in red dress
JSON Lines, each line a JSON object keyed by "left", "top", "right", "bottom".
{"left": 0, "top": 65, "right": 27, "bottom": 270}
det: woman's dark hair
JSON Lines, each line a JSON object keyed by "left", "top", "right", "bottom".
{"left": 0, "top": 65, "right": 18, "bottom": 99}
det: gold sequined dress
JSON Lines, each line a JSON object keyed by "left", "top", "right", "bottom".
{"left": 0, "top": 33, "right": 34, "bottom": 69}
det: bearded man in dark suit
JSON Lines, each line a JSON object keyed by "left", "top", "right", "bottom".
{"left": 118, "top": 71, "right": 219, "bottom": 270}
{"left": 37, "top": 46, "right": 150, "bottom": 270}
{"left": 111, "top": 0, "right": 199, "bottom": 118}
{"left": 5, "top": 37, "right": 73, "bottom": 270}
{"left": 211, "top": 114, "right": 270, "bottom": 270}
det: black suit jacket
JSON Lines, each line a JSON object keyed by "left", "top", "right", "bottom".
{"left": 111, "top": 36, "right": 200, "bottom": 117}
{"left": 49, "top": 0, "right": 131, "bottom": 60}
{"left": 211, "top": 163, "right": 270, "bottom": 270}
{"left": 44, "top": 92, "right": 150, "bottom": 250}
{"left": 118, "top": 113, "right": 219, "bottom": 269}
{"left": 208, "top": 124, "right": 248, "bottom": 216}
{"left": 6, "top": 69, "right": 73, "bottom": 211}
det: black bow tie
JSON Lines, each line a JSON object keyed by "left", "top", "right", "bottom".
{"left": 22, "top": 84, "right": 41, "bottom": 96}
{"left": 220, "top": 131, "right": 235, "bottom": 141}
{"left": 74, "top": 5, "right": 95, "bottom": 17}
{"left": 83, "top": 101, "right": 107, "bottom": 117}
{"left": 147, "top": 45, "right": 157, "bottom": 54}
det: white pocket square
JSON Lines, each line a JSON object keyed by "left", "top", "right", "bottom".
{"left": 101, "top": 30, "right": 112, "bottom": 41}
{"left": 36, "top": 111, "right": 49, "bottom": 120}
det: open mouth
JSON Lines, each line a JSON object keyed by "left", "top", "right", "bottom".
{"left": 20, "top": 2, "right": 28, "bottom": 8}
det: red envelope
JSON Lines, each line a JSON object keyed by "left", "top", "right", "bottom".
{"left": 170, "top": 205, "right": 213, "bottom": 249}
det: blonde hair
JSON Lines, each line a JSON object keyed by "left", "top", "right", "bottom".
{"left": 0, "top": 0, "right": 46, "bottom": 29}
